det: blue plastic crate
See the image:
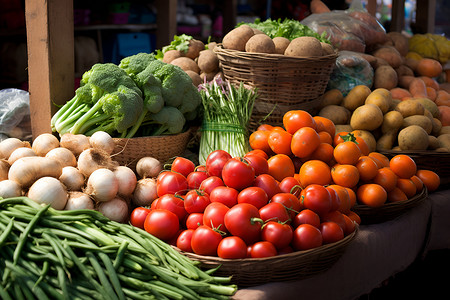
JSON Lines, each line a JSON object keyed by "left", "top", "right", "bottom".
{"left": 111, "top": 32, "right": 152, "bottom": 64}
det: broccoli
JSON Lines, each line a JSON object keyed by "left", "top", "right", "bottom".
{"left": 140, "top": 106, "right": 186, "bottom": 136}
{"left": 51, "top": 63, "right": 144, "bottom": 137}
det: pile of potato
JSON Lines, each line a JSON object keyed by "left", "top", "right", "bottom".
{"left": 222, "top": 24, "right": 335, "bottom": 57}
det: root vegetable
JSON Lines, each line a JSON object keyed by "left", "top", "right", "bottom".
{"left": 0, "top": 159, "right": 9, "bottom": 180}
{"left": 8, "top": 156, "right": 63, "bottom": 188}
{"left": 65, "top": 191, "right": 94, "bottom": 210}
{"left": 27, "top": 176, "right": 68, "bottom": 210}
{"left": 59, "top": 133, "right": 90, "bottom": 157}
{"left": 89, "top": 131, "right": 115, "bottom": 154}
{"left": 0, "top": 179, "right": 22, "bottom": 198}
{"left": 132, "top": 178, "right": 158, "bottom": 206}
{"left": 0, "top": 137, "right": 31, "bottom": 159}
{"left": 32, "top": 133, "right": 60, "bottom": 156}
{"left": 59, "top": 166, "right": 85, "bottom": 191}
{"left": 114, "top": 165, "right": 137, "bottom": 198}
{"left": 7, "top": 147, "right": 36, "bottom": 165}
{"left": 98, "top": 197, "right": 129, "bottom": 223}
{"left": 85, "top": 168, "right": 119, "bottom": 202}
{"left": 136, "top": 156, "right": 163, "bottom": 178}
{"left": 77, "top": 148, "right": 117, "bottom": 177}
{"left": 45, "top": 147, "right": 77, "bottom": 167}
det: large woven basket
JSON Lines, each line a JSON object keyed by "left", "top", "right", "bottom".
{"left": 111, "top": 129, "right": 192, "bottom": 170}
{"left": 380, "top": 150, "right": 450, "bottom": 187}
{"left": 352, "top": 187, "right": 428, "bottom": 225}
{"left": 177, "top": 226, "right": 357, "bottom": 287}
{"left": 214, "top": 45, "right": 337, "bottom": 129}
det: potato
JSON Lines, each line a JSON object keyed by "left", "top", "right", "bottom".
{"left": 371, "top": 46, "right": 403, "bottom": 68}
{"left": 284, "top": 36, "right": 322, "bottom": 57}
{"left": 394, "top": 99, "right": 425, "bottom": 118}
{"left": 197, "top": 49, "right": 219, "bottom": 74}
{"left": 439, "top": 125, "right": 450, "bottom": 135}
{"left": 365, "top": 89, "right": 392, "bottom": 114}
{"left": 185, "top": 39, "right": 205, "bottom": 59}
{"left": 412, "top": 97, "right": 440, "bottom": 118}
{"left": 428, "top": 135, "right": 441, "bottom": 150}
{"left": 341, "top": 85, "right": 371, "bottom": 111}
{"left": 398, "top": 125, "right": 429, "bottom": 150}
{"left": 376, "top": 132, "right": 397, "bottom": 151}
{"left": 318, "top": 89, "right": 344, "bottom": 109}
{"left": 390, "top": 99, "right": 401, "bottom": 110}
{"left": 251, "top": 28, "right": 265, "bottom": 35}
{"left": 381, "top": 110, "right": 404, "bottom": 134}
{"left": 335, "top": 124, "right": 353, "bottom": 135}
{"left": 273, "top": 37, "right": 290, "bottom": 54}
{"left": 207, "top": 42, "right": 217, "bottom": 51}
{"left": 374, "top": 65, "right": 398, "bottom": 90}
{"left": 352, "top": 130, "right": 377, "bottom": 152}
{"left": 321, "top": 42, "right": 335, "bottom": 55}
{"left": 350, "top": 104, "right": 384, "bottom": 131}
{"left": 395, "top": 65, "right": 414, "bottom": 78}
{"left": 222, "top": 25, "right": 254, "bottom": 51}
{"left": 402, "top": 115, "right": 433, "bottom": 134}
{"left": 200, "top": 71, "right": 216, "bottom": 82}
{"left": 245, "top": 34, "right": 275, "bottom": 54}
{"left": 185, "top": 70, "right": 202, "bottom": 86}
{"left": 318, "top": 105, "right": 351, "bottom": 125}
{"left": 431, "top": 117, "right": 442, "bottom": 136}
{"left": 437, "top": 133, "right": 450, "bottom": 151}
{"left": 163, "top": 49, "right": 182, "bottom": 63}
{"left": 386, "top": 32, "right": 409, "bottom": 56}
{"left": 170, "top": 57, "right": 200, "bottom": 73}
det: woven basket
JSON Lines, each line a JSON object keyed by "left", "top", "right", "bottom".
{"left": 177, "top": 226, "right": 357, "bottom": 287}
{"left": 214, "top": 45, "right": 337, "bottom": 129}
{"left": 111, "top": 129, "right": 192, "bottom": 170}
{"left": 352, "top": 187, "right": 428, "bottom": 225}
{"left": 380, "top": 150, "right": 450, "bottom": 186}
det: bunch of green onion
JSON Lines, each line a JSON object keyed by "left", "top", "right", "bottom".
{"left": 198, "top": 76, "right": 258, "bottom": 165}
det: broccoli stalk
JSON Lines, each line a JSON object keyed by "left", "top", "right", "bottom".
{"left": 140, "top": 106, "right": 186, "bottom": 136}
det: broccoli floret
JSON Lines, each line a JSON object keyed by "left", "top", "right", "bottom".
{"left": 141, "top": 106, "right": 186, "bottom": 136}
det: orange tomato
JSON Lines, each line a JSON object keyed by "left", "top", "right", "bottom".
{"left": 257, "top": 124, "right": 274, "bottom": 131}
{"left": 396, "top": 178, "right": 417, "bottom": 198}
{"left": 346, "top": 210, "right": 361, "bottom": 225}
{"left": 415, "top": 169, "right": 440, "bottom": 192}
{"left": 318, "top": 131, "right": 333, "bottom": 145}
{"left": 410, "top": 175, "right": 424, "bottom": 192}
{"left": 333, "top": 141, "right": 362, "bottom": 165}
{"left": 345, "top": 187, "right": 357, "bottom": 208}
{"left": 342, "top": 213, "right": 356, "bottom": 235}
{"left": 298, "top": 160, "right": 331, "bottom": 188}
{"left": 313, "top": 116, "right": 336, "bottom": 138}
{"left": 327, "top": 184, "right": 351, "bottom": 214}
{"left": 268, "top": 129, "right": 293, "bottom": 155}
{"left": 283, "top": 110, "right": 317, "bottom": 134}
{"left": 291, "top": 127, "right": 321, "bottom": 158}
{"left": 357, "top": 183, "right": 387, "bottom": 207}
{"left": 267, "top": 154, "right": 295, "bottom": 182}
{"left": 305, "top": 142, "right": 334, "bottom": 164}
{"left": 372, "top": 167, "right": 398, "bottom": 192}
{"left": 356, "top": 156, "right": 379, "bottom": 182}
{"left": 331, "top": 164, "right": 360, "bottom": 188}
{"left": 354, "top": 136, "right": 370, "bottom": 156}
{"left": 387, "top": 187, "right": 408, "bottom": 203}
{"left": 368, "top": 152, "right": 390, "bottom": 168}
{"left": 389, "top": 154, "right": 417, "bottom": 179}
{"left": 249, "top": 130, "right": 272, "bottom": 154}
{"left": 333, "top": 131, "right": 349, "bottom": 147}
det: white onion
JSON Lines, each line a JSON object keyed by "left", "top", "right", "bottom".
{"left": 0, "top": 160, "right": 10, "bottom": 181}
{"left": 59, "top": 133, "right": 90, "bottom": 157}
{"left": 32, "top": 133, "right": 60, "bottom": 156}
{"left": 85, "top": 168, "right": 119, "bottom": 202}
{"left": 7, "top": 147, "right": 37, "bottom": 165}
{"left": 132, "top": 178, "right": 158, "bottom": 206}
{"left": 0, "top": 137, "right": 30, "bottom": 159}
{"left": 98, "top": 197, "right": 129, "bottom": 223}
{"left": 59, "top": 166, "right": 85, "bottom": 191}
{"left": 90, "top": 131, "right": 115, "bottom": 155}
{"left": 77, "top": 148, "right": 117, "bottom": 177}
{"left": 64, "top": 191, "right": 94, "bottom": 210}
{"left": 114, "top": 166, "right": 137, "bottom": 198}
{"left": 136, "top": 157, "right": 163, "bottom": 178}
{"left": 0, "top": 179, "right": 22, "bottom": 198}
{"left": 46, "top": 147, "right": 77, "bottom": 167}
{"left": 27, "top": 177, "right": 68, "bottom": 210}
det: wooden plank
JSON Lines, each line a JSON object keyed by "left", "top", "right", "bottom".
{"left": 415, "top": 0, "right": 436, "bottom": 34}
{"left": 155, "top": 0, "right": 177, "bottom": 49}
{"left": 390, "top": 0, "right": 405, "bottom": 32}
{"left": 25, "top": 0, "right": 74, "bottom": 139}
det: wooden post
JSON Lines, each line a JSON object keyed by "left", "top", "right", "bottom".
{"left": 390, "top": 0, "right": 405, "bottom": 32}
{"left": 25, "top": 0, "right": 75, "bottom": 139}
{"left": 415, "top": 0, "right": 436, "bottom": 34}
{"left": 155, "top": 0, "right": 177, "bottom": 49}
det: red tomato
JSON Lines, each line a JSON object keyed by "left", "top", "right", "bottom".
{"left": 270, "top": 192, "right": 302, "bottom": 219}
{"left": 278, "top": 246, "right": 294, "bottom": 255}
{"left": 185, "top": 212, "right": 204, "bottom": 230}
{"left": 150, "top": 198, "right": 159, "bottom": 210}
{"left": 156, "top": 171, "right": 188, "bottom": 197}
{"left": 261, "top": 221, "right": 293, "bottom": 250}
{"left": 129, "top": 207, "right": 151, "bottom": 230}
{"left": 205, "top": 150, "right": 232, "bottom": 178}
{"left": 259, "top": 202, "right": 291, "bottom": 223}
{"left": 250, "top": 241, "right": 278, "bottom": 258}
{"left": 186, "top": 171, "right": 209, "bottom": 190}
{"left": 171, "top": 157, "right": 195, "bottom": 178}
{"left": 155, "top": 194, "right": 187, "bottom": 222}
{"left": 144, "top": 209, "right": 180, "bottom": 241}
{"left": 326, "top": 186, "right": 342, "bottom": 212}
{"left": 199, "top": 176, "right": 224, "bottom": 195}
{"left": 253, "top": 174, "right": 282, "bottom": 200}
{"left": 237, "top": 186, "right": 269, "bottom": 209}
{"left": 203, "top": 202, "right": 230, "bottom": 233}
{"left": 321, "top": 211, "right": 347, "bottom": 232}
{"left": 217, "top": 236, "right": 248, "bottom": 259}
{"left": 224, "top": 203, "right": 263, "bottom": 244}
{"left": 300, "top": 184, "right": 332, "bottom": 216}
{"left": 243, "top": 154, "right": 269, "bottom": 176}
{"left": 190, "top": 225, "right": 223, "bottom": 256}
{"left": 176, "top": 229, "right": 194, "bottom": 252}
{"left": 292, "top": 223, "right": 323, "bottom": 251}
{"left": 245, "top": 149, "right": 269, "bottom": 160}
{"left": 278, "top": 176, "right": 301, "bottom": 194}
{"left": 292, "top": 209, "right": 320, "bottom": 228}
{"left": 319, "top": 221, "right": 344, "bottom": 244}
{"left": 183, "top": 189, "right": 211, "bottom": 214}
{"left": 222, "top": 157, "right": 255, "bottom": 191}
{"left": 209, "top": 186, "right": 239, "bottom": 208}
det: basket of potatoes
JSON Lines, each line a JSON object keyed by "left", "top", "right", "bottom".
{"left": 215, "top": 24, "right": 338, "bottom": 129}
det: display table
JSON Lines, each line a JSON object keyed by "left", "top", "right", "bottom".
{"left": 233, "top": 189, "right": 449, "bottom": 300}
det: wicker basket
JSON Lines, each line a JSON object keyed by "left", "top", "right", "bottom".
{"left": 111, "top": 129, "right": 192, "bottom": 170}
{"left": 177, "top": 226, "right": 357, "bottom": 287}
{"left": 214, "top": 45, "right": 337, "bottom": 129}
{"left": 352, "top": 187, "right": 428, "bottom": 225}
{"left": 380, "top": 150, "right": 450, "bottom": 186}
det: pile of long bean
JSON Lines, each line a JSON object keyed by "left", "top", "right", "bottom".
{"left": 0, "top": 197, "right": 237, "bottom": 300}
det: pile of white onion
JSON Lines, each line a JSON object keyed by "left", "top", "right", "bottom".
{"left": 0, "top": 131, "right": 163, "bottom": 223}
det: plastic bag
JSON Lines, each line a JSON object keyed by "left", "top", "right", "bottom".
{"left": 326, "top": 51, "right": 374, "bottom": 96}
{"left": 0, "top": 88, "right": 32, "bottom": 141}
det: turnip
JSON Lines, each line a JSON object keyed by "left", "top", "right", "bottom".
{"left": 77, "top": 148, "right": 117, "bottom": 177}
{"left": 32, "top": 133, "right": 60, "bottom": 156}
{"left": 98, "top": 197, "right": 129, "bottom": 223}
{"left": 0, "top": 137, "right": 30, "bottom": 159}
{"left": 27, "top": 177, "right": 68, "bottom": 210}
{"left": 85, "top": 168, "right": 119, "bottom": 202}
{"left": 136, "top": 156, "right": 163, "bottom": 178}
{"left": 90, "top": 131, "right": 115, "bottom": 155}
{"left": 7, "top": 147, "right": 37, "bottom": 165}
{"left": 59, "top": 133, "right": 90, "bottom": 157}
{"left": 0, "top": 159, "right": 9, "bottom": 181}
{"left": 65, "top": 191, "right": 94, "bottom": 210}
{"left": 113, "top": 166, "right": 137, "bottom": 198}
{"left": 59, "top": 166, "right": 85, "bottom": 191}
{"left": 132, "top": 178, "right": 158, "bottom": 206}
{"left": 0, "top": 179, "right": 22, "bottom": 198}
{"left": 8, "top": 156, "right": 63, "bottom": 188}
{"left": 45, "top": 147, "right": 77, "bottom": 167}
